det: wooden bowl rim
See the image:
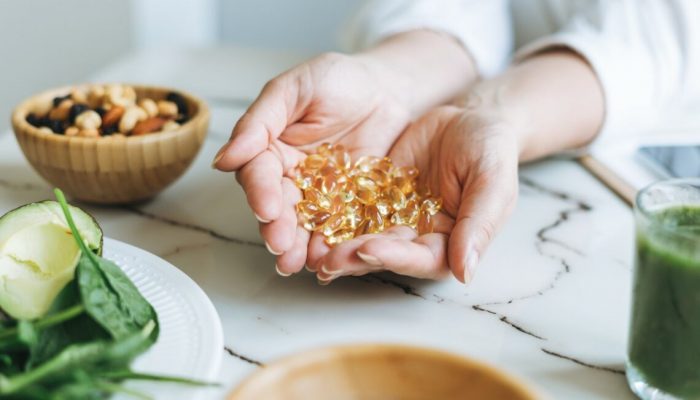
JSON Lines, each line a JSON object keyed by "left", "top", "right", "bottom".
{"left": 228, "top": 343, "right": 543, "bottom": 399}
{"left": 11, "top": 83, "right": 210, "bottom": 144}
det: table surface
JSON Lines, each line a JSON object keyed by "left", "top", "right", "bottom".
{"left": 0, "top": 46, "right": 637, "bottom": 399}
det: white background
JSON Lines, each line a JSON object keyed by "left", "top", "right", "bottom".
{"left": 0, "top": 0, "right": 358, "bottom": 128}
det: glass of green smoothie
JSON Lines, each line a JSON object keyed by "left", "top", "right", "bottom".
{"left": 627, "top": 178, "right": 700, "bottom": 399}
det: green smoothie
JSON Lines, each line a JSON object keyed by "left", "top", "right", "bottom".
{"left": 629, "top": 205, "right": 700, "bottom": 398}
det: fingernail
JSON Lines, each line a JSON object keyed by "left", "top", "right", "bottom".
{"left": 265, "top": 241, "right": 283, "bottom": 256}
{"left": 211, "top": 146, "right": 226, "bottom": 169}
{"left": 255, "top": 213, "right": 271, "bottom": 223}
{"left": 275, "top": 264, "right": 291, "bottom": 277}
{"left": 464, "top": 250, "right": 479, "bottom": 284}
{"left": 320, "top": 265, "right": 334, "bottom": 275}
{"left": 357, "top": 251, "right": 381, "bottom": 266}
{"left": 305, "top": 264, "right": 314, "bottom": 272}
{"left": 318, "top": 278, "right": 332, "bottom": 286}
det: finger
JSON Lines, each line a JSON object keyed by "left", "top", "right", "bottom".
{"left": 214, "top": 76, "right": 302, "bottom": 171}
{"left": 237, "top": 150, "right": 283, "bottom": 222}
{"left": 448, "top": 166, "right": 519, "bottom": 284}
{"left": 276, "top": 226, "right": 310, "bottom": 276}
{"left": 260, "top": 178, "right": 302, "bottom": 254}
{"left": 306, "top": 232, "right": 331, "bottom": 272}
{"left": 355, "top": 233, "right": 449, "bottom": 280}
{"left": 320, "top": 226, "right": 417, "bottom": 277}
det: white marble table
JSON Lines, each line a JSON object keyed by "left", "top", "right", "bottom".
{"left": 0, "top": 47, "right": 637, "bottom": 399}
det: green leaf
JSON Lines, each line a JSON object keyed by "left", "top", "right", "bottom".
{"left": 16, "top": 322, "right": 37, "bottom": 348}
{"left": 54, "top": 189, "right": 158, "bottom": 343}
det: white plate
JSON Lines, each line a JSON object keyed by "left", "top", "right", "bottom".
{"left": 103, "top": 238, "right": 223, "bottom": 400}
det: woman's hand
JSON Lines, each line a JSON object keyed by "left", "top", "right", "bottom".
{"left": 213, "top": 31, "right": 476, "bottom": 276}
{"left": 313, "top": 105, "right": 520, "bottom": 283}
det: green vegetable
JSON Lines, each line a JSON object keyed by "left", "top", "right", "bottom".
{"left": 0, "top": 190, "right": 215, "bottom": 398}
{"left": 0, "top": 201, "right": 102, "bottom": 320}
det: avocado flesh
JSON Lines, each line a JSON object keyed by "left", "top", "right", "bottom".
{"left": 0, "top": 201, "right": 102, "bottom": 320}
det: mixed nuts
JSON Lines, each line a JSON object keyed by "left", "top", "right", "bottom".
{"left": 25, "top": 84, "right": 190, "bottom": 138}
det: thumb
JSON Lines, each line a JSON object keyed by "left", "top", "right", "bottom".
{"left": 447, "top": 164, "right": 518, "bottom": 284}
{"left": 213, "top": 76, "right": 304, "bottom": 171}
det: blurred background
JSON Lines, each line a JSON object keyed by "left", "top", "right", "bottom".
{"left": 0, "top": 0, "right": 359, "bottom": 126}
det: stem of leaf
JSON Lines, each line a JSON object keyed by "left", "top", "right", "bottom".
{"left": 0, "top": 304, "right": 85, "bottom": 341}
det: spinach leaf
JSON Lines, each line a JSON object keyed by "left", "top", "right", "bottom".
{"left": 54, "top": 189, "right": 158, "bottom": 343}
{"left": 26, "top": 281, "right": 108, "bottom": 368}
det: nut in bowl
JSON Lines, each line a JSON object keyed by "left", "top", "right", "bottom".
{"left": 11, "top": 84, "right": 210, "bottom": 204}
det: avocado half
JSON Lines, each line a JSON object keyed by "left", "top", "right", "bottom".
{"left": 0, "top": 201, "right": 102, "bottom": 320}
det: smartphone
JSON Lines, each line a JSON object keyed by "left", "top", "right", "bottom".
{"left": 637, "top": 144, "right": 700, "bottom": 178}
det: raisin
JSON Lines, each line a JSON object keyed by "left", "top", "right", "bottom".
{"left": 166, "top": 92, "right": 189, "bottom": 117}
{"left": 26, "top": 113, "right": 41, "bottom": 127}
{"left": 68, "top": 104, "right": 89, "bottom": 124}
{"left": 47, "top": 119, "right": 65, "bottom": 134}
{"left": 101, "top": 125, "right": 117, "bottom": 136}
{"left": 52, "top": 95, "right": 71, "bottom": 108}
{"left": 94, "top": 107, "right": 107, "bottom": 118}
{"left": 176, "top": 115, "right": 189, "bottom": 124}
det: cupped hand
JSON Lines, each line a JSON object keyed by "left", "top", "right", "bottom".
{"left": 212, "top": 52, "right": 413, "bottom": 275}
{"left": 315, "top": 105, "right": 521, "bottom": 284}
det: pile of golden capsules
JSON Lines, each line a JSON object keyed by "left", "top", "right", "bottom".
{"left": 294, "top": 143, "right": 442, "bottom": 246}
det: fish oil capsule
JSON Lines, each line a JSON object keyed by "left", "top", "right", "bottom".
{"left": 317, "top": 142, "right": 332, "bottom": 156}
{"left": 417, "top": 209, "right": 434, "bottom": 234}
{"left": 390, "top": 207, "right": 418, "bottom": 226}
{"left": 422, "top": 197, "right": 443, "bottom": 215}
{"left": 392, "top": 176, "right": 413, "bottom": 194}
{"left": 355, "top": 176, "right": 377, "bottom": 191}
{"left": 365, "top": 205, "right": 384, "bottom": 229}
{"left": 356, "top": 188, "right": 378, "bottom": 205}
{"left": 376, "top": 157, "right": 393, "bottom": 173}
{"left": 375, "top": 199, "right": 391, "bottom": 216}
{"left": 325, "top": 228, "right": 354, "bottom": 245}
{"left": 354, "top": 218, "right": 371, "bottom": 236}
{"left": 333, "top": 150, "right": 352, "bottom": 171}
{"left": 321, "top": 174, "right": 339, "bottom": 194}
{"left": 296, "top": 200, "right": 320, "bottom": 216}
{"left": 303, "top": 154, "right": 327, "bottom": 170}
{"left": 330, "top": 195, "right": 344, "bottom": 214}
{"left": 322, "top": 214, "right": 346, "bottom": 236}
{"left": 305, "top": 188, "right": 332, "bottom": 209}
{"left": 295, "top": 171, "right": 314, "bottom": 190}
{"left": 344, "top": 207, "right": 361, "bottom": 229}
{"left": 354, "top": 155, "right": 379, "bottom": 173}
{"left": 389, "top": 186, "right": 407, "bottom": 210}
{"left": 368, "top": 168, "right": 391, "bottom": 187}
{"left": 303, "top": 211, "right": 331, "bottom": 231}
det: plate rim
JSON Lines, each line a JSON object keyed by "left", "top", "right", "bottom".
{"left": 103, "top": 237, "right": 224, "bottom": 382}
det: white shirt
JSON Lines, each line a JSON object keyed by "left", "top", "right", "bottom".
{"left": 344, "top": 0, "right": 700, "bottom": 143}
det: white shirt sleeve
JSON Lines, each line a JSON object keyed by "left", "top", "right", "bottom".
{"left": 342, "top": 0, "right": 513, "bottom": 78}
{"left": 515, "top": 0, "right": 700, "bottom": 141}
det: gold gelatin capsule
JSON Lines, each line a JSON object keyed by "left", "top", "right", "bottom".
{"left": 303, "top": 211, "right": 331, "bottom": 231}
{"left": 375, "top": 198, "right": 391, "bottom": 216}
{"left": 333, "top": 150, "right": 352, "bottom": 171}
{"left": 365, "top": 205, "right": 384, "bottom": 229}
{"left": 417, "top": 209, "right": 434, "bottom": 234}
{"left": 376, "top": 157, "right": 393, "bottom": 173}
{"left": 296, "top": 200, "right": 320, "bottom": 216}
{"left": 317, "top": 142, "right": 333, "bottom": 156}
{"left": 295, "top": 171, "right": 314, "bottom": 190}
{"left": 305, "top": 188, "right": 332, "bottom": 209}
{"left": 368, "top": 168, "right": 391, "bottom": 187}
{"left": 389, "top": 186, "right": 407, "bottom": 210}
{"left": 390, "top": 207, "right": 418, "bottom": 226}
{"left": 303, "top": 154, "right": 327, "bottom": 170}
{"left": 340, "top": 190, "right": 356, "bottom": 203}
{"left": 354, "top": 218, "right": 371, "bottom": 236}
{"left": 344, "top": 207, "right": 361, "bottom": 229}
{"left": 392, "top": 176, "right": 413, "bottom": 194}
{"left": 321, "top": 174, "right": 339, "bottom": 194}
{"left": 422, "top": 197, "right": 443, "bottom": 216}
{"left": 322, "top": 214, "right": 346, "bottom": 237}
{"left": 330, "top": 195, "right": 344, "bottom": 214}
{"left": 355, "top": 176, "right": 377, "bottom": 191}
{"left": 354, "top": 155, "right": 379, "bottom": 173}
{"left": 325, "top": 228, "right": 354, "bottom": 245}
{"left": 356, "top": 188, "right": 378, "bottom": 205}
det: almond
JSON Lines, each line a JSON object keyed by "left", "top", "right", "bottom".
{"left": 102, "top": 106, "right": 125, "bottom": 126}
{"left": 132, "top": 117, "right": 167, "bottom": 136}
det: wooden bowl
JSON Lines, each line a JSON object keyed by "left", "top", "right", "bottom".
{"left": 228, "top": 344, "right": 542, "bottom": 400}
{"left": 11, "top": 84, "right": 209, "bottom": 204}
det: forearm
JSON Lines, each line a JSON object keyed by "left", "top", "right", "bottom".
{"left": 467, "top": 50, "right": 604, "bottom": 162}
{"left": 357, "top": 30, "right": 478, "bottom": 116}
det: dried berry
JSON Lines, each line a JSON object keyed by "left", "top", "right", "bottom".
{"left": 68, "top": 104, "right": 89, "bottom": 124}
{"left": 166, "top": 92, "right": 189, "bottom": 116}
{"left": 52, "top": 94, "right": 70, "bottom": 108}
{"left": 26, "top": 113, "right": 41, "bottom": 127}
{"left": 101, "top": 125, "right": 117, "bottom": 136}
{"left": 94, "top": 107, "right": 107, "bottom": 118}
{"left": 47, "top": 119, "right": 65, "bottom": 134}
